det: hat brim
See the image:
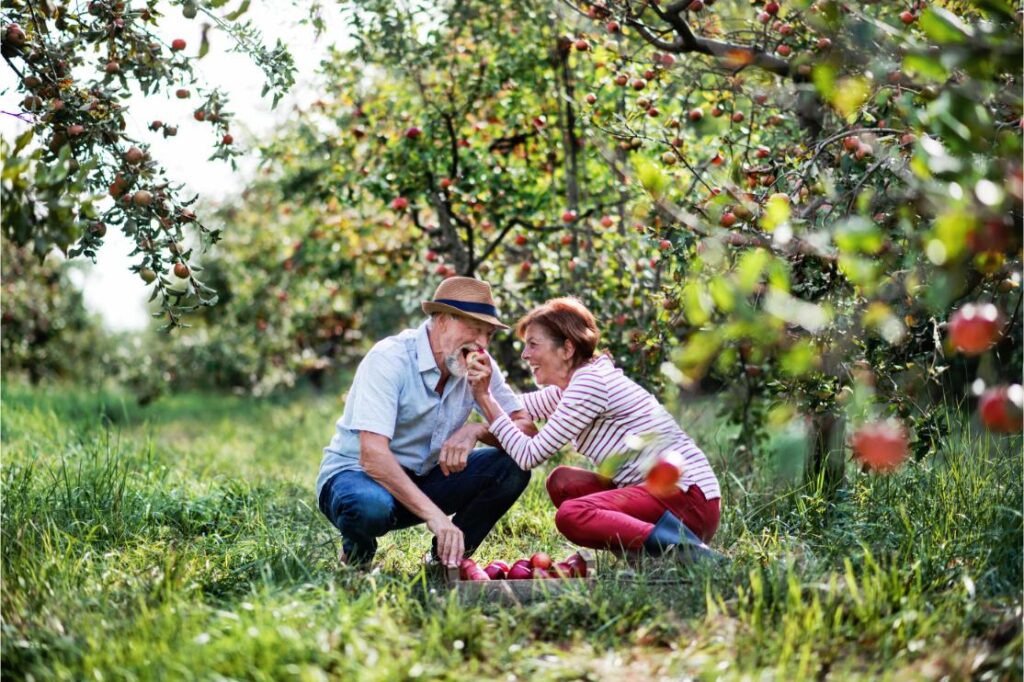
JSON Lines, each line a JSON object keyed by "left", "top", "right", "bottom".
{"left": 422, "top": 301, "right": 509, "bottom": 330}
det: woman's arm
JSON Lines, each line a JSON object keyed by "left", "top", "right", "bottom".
{"left": 472, "top": 366, "right": 608, "bottom": 470}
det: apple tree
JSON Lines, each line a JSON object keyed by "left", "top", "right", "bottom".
{"left": 560, "top": 0, "right": 1022, "bottom": 484}
{"left": 0, "top": 0, "right": 295, "bottom": 328}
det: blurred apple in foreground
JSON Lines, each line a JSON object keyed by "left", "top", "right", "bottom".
{"left": 948, "top": 303, "right": 1003, "bottom": 355}
{"left": 851, "top": 420, "right": 909, "bottom": 472}
{"left": 979, "top": 385, "right": 1023, "bottom": 433}
{"left": 644, "top": 451, "right": 685, "bottom": 495}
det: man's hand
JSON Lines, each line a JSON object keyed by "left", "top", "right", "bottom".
{"left": 427, "top": 514, "right": 465, "bottom": 567}
{"left": 439, "top": 424, "right": 483, "bottom": 476}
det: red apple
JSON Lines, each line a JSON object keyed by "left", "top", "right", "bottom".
{"left": 948, "top": 303, "right": 1003, "bottom": 355}
{"left": 530, "top": 552, "right": 553, "bottom": 570}
{"left": 689, "top": 0, "right": 704, "bottom": 10}
{"left": 600, "top": 215, "right": 614, "bottom": 228}
{"left": 765, "top": 1, "right": 780, "bottom": 15}
{"left": 221, "top": 134, "right": 233, "bottom": 145}
{"left": 391, "top": 196, "right": 409, "bottom": 211}
{"left": 404, "top": 126, "right": 422, "bottom": 139}
{"left": 900, "top": 10, "right": 915, "bottom": 24}
{"left": 644, "top": 451, "right": 685, "bottom": 495}
{"left": 506, "top": 562, "right": 533, "bottom": 580}
{"left": 439, "top": 177, "right": 453, "bottom": 190}
{"left": 614, "top": 74, "right": 629, "bottom": 87}
{"left": 173, "top": 262, "right": 190, "bottom": 278}
{"left": 105, "top": 60, "right": 120, "bottom": 74}
{"left": 851, "top": 420, "right": 908, "bottom": 472}
{"left": 550, "top": 562, "right": 573, "bottom": 578}
{"left": 574, "top": 38, "right": 590, "bottom": 51}
{"left": 757, "top": 11, "right": 771, "bottom": 23}
{"left": 483, "top": 561, "right": 509, "bottom": 580}
{"left": 817, "top": 37, "right": 832, "bottom": 50}
{"left": 979, "top": 385, "right": 1023, "bottom": 434}
{"left": 585, "top": 93, "right": 597, "bottom": 104}
{"left": 515, "top": 234, "right": 528, "bottom": 246}
{"left": 776, "top": 44, "right": 792, "bottom": 57}
{"left": 731, "top": 111, "right": 745, "bottom": 123}
{"left": 658, "top": 239, "right": 672, "bottom": 251}
{"left": 564, "top": 552, "right": 588, "bottom": 577}
{"left": 631, "top": 78, "right": 646, "bottom": 91}
{"left": 755, "top": 146, "right": 770, "bottom": 158}
{"left": 171, "top": 38, "right": 186, "bottom": 51}
{"left": 560, "top": 234, "right": 573, "bottom": 246}
{"left": 562, "top": 210, "right": 577, "bottom": 223}
{"left": 175, "top": 88, "right": 189, "bottom": 99}
{"left": 688, "top": 108, "right": 704, "bottom": 122}
{"left": 720, "top": 211, "right": 737, "bottom": 227}
{"left": 606, "top": 21, "right": 620, "bottom": 33}
{"left": 132, "top": 190, "right": 153, "bottom": 207}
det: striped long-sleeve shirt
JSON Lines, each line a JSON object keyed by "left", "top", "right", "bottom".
{"left": 489, "top": 354, "right": 721, "bottom": 499}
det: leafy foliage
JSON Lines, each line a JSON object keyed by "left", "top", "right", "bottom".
{"left": 0, "top": 0, "right": 294, "bottom": 327}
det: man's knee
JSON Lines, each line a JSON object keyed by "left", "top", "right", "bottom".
{"left": 334, "top": 486, "right": 395, "bottom": 536}
{"left": 471, "top": 447, "right": 531, "bottom": 494}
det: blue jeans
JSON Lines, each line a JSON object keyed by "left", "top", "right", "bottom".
{"left": 318, "top": 447, "right": 531, "bottom": 565}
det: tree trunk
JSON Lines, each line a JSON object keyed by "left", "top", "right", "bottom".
{"left": 805, "top": 411, "right": 846, "bottom": 500}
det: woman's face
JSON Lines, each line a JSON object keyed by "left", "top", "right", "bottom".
{"left": 521, "top": 323, "right": 574, "bottom": 388}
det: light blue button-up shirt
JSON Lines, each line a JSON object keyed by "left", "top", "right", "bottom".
{"left": 316, "top": 319, "right": 524, "bottom": 500}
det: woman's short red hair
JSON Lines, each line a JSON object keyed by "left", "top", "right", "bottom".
{"left": 515, "top": 297, "right": 600, "bottom": 368}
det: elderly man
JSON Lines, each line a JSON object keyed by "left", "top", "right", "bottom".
{"left": 316, "top": 277, "right": 534, "bottom": 568}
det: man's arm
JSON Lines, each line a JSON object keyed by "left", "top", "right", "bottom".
{"left": 359, "top": 431, "right": 464, "bottom": 566}
{"left": 439, "top": 411, "right": 538, "bottom": 475}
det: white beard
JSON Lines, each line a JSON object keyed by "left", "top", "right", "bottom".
{"left": 445, "top": 351, "right": 468, "bottom": 378}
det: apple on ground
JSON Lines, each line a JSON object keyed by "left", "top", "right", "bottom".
{"left": 530, "top": 552, "right": 553, "bottom": 570}
{"left": 483, "top": 561, "right": 509, "bottom": 580}
{"left": 564, "top": 552, "right": 587, "bottom": 578}
{"left": 506, "top": 561, "right": 533, "bottom": 580}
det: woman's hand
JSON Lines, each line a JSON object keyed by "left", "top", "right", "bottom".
{"left": 466, "top": 350, "right": 492, "bottom": 397}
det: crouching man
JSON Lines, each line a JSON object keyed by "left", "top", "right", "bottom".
{"left": 316, "top": 277, "right": 534, "bottom": 568}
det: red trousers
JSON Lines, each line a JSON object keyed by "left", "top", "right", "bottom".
{"left": 547, "top": 466, "right": 721, "bottom": 551}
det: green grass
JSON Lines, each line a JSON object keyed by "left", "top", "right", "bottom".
{"left": 2, "top": 379, "right": 1021, "bottom": 680}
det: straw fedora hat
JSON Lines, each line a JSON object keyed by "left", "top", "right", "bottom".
{"left": 421, "top": 277, "right": 508, "bottom": 329}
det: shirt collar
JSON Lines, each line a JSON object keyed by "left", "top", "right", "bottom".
{"left": 416, "top": 319, "right": 439, "bottom": 374}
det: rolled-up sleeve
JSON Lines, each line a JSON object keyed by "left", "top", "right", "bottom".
{"left": 343, "top": 349, "right": 404, "bottom": 439}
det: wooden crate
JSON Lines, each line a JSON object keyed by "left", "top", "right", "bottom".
{"left": 444, "top": 550, "right": 597, "bottom": 604}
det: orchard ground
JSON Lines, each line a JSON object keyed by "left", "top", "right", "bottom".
{"left": 2, "top": 379, "right": 1021, "bottom": 680}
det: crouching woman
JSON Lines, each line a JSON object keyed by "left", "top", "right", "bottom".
{"left": 468, "top": 297, "right": 721, "bottom": 558}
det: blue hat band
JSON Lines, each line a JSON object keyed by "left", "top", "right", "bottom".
{"left": 434, "top": 299, "right": 499, "bottom": 317}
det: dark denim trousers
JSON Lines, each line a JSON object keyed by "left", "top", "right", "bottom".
{"left": 318, "top": 447, "right": 530, "bottom": 565}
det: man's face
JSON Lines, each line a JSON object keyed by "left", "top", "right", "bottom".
{"left": 437, "top": 314, "right": 496, "bottom": 378}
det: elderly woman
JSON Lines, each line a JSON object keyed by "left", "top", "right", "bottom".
{"left": 468, "top": 297, "right": 721, "bottom": 558}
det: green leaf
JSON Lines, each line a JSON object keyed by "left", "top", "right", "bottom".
{"left": 225, "top": 0, "right": 251, "bottom": 21}
{"left": 13, "top": 128, "right": 34, "bottom": 153}
{"left": 633, "top": 156, "right": 666, "bottom": 199}
{"left": 812, "top": 62, "right": 837, "bottom": 101}
{"left": 903, "top": 54, "right": 949, "bottom": 84}
{"left": 834, "top": 217, "right": 884, "bottom": 255}
{"left": 736, "top": 249, "right": 770, "bottom": 294}
{"left": 919, "top": 7, "right": 971, "bottom": 44}
{"left": 780, "top": 340, "right": 819, "bottom": 377}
